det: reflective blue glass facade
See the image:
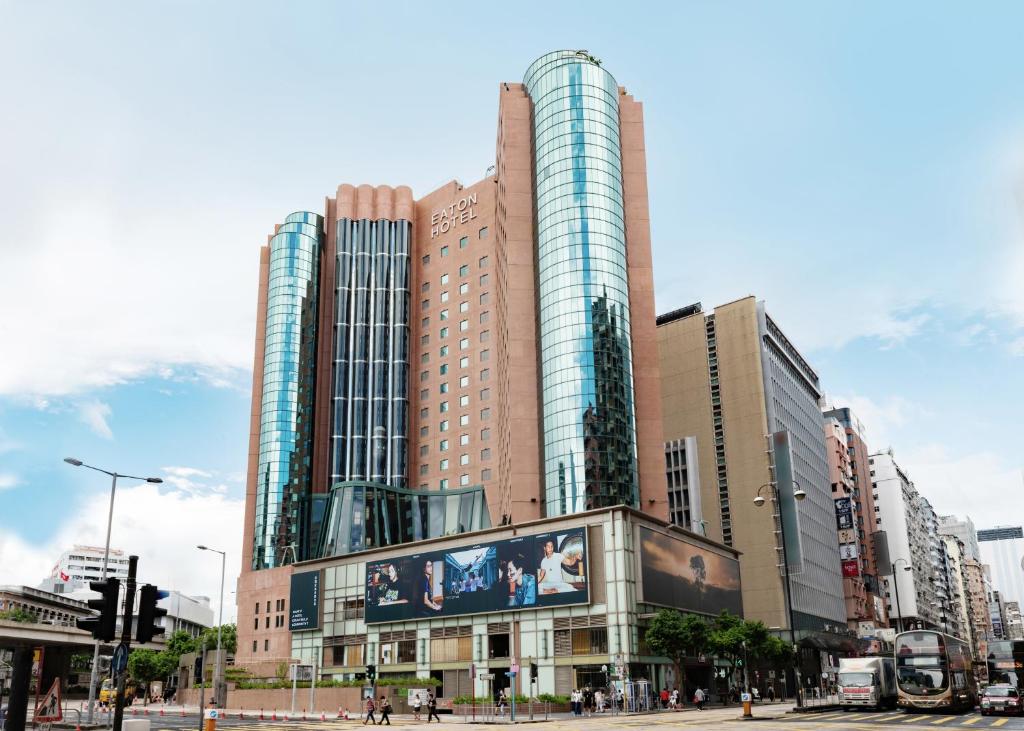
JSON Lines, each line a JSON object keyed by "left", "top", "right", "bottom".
{"left": 317, "top": 481, "right": 490, "bottom": 557}
{"left": 524, "top": 51, "right": 639, "bottom": 516}
{"left": 329, "top": 218, "right": 411, "bottom": 488}
{"left": 254, "top": 211, "right": 323, "bottom": 570}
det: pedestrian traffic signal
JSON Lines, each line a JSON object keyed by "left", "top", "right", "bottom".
{"left": 135, "top": 584, "right": 167, "bottom": 643}
{"left": 530, "top": 662, "right": 538, "bottom": 680}
{"left": 77, "top": 578, "right": 120, "bottom": 641}
{"left": 366, "top": 664, "right": 376, "bottom": 682}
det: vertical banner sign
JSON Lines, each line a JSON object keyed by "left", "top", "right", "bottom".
{"left": 834, "top": 498, "right": 854, "bottom": 530}
{"left": 771, "top": 431, "right": 803, "bottom": 574}
{"left": 289, "top": 570, "right": 321, "bottom": 631}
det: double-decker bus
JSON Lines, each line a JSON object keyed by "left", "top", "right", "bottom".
{"left": 986, "top": 640, "right": 1024, "bottom": 690}
{"left": 895, "top": 630, "right": 977, "bottom": 711}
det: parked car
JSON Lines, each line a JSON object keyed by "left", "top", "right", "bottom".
{"left": 980, "top": 684, "right": 1022, "bottom": 716}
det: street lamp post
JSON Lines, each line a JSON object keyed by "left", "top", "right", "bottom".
{"left": 197, "top": 546, "right": 226, "bottom": 708}
{"left": 754, "top": 480, "right": 807, "bottom": 708}
{"left": 63, "top": 458, "right": 162, "bottom": 724}
{"left": 890, "top": 559, "right": 912, "bottom": 634}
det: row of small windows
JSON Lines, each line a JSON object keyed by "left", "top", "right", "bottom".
{"left": 421, "top": 275, "right": 489, "bottom": 310}
{"left": 421, "top": 228, "right": 488, "bottom": 266}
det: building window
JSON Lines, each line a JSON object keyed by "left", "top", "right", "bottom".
{"left": 459, "top": 319, "right": 469, "bottom": 331}
{"left": 460, "top": 236, "right": 468, "bottom": 249}
{"left": 440, "top": 327, "right": 448, "bottom": 339}
{"left": 420, "top": 334, "right": 429, "bottom": 345}
{"left": 460, "top": 414, "right": 469, "bottom": 426}
{"left": 481, "top": 448, "right": 491, "bottom": 461}
{"left": 479, "top": 226, "right": 488, "bottom": 239}
{"left": 460, "top": 454, "right": 470, "bottom": 466}
{"left": 421, "top": 317, "right": 430, "bottom": 328}
{"left": 420, "top": 388, "right": 429, "bottom": 400}
{"left": 480, "top": 388, "right": 490, "bottom": 401}
{"left": 421, "top": 281, "right": 430, "bottom": 293}
{"left": 440, "top": 401, "right": 449, "bottom": 413}
{"left": 460, "top": 356, "right": 469, "bottom": 368}
{"left": 480, "top": 311, "right": 490, "bottom": 324}
{"left": 460, "top": 301, "right": 469, "bottom": 313}
{"left": 479, "top": 273, "right": 489, "bottom": 286}
{"left": 480, "top": 330, "right": 490, "bottom": 342}
{"left": 459, "top": 264, "right": 469, "bottom": 277}
{"left": 480, "top": 350, "right": 490, "bottom": 361}
{"left": 481, "top": 428, "right": 490, "bottom": 441}
{"left": 479, "top": 256, "right": 489, "bottom": 268}
{"left": 419, "top": 407, "right": 429, "bottom": 419}
{"left": 440, "top": 382, "right": 449, "bottom": 393}
{"left": 440, "top": 478, "right": 449, "bottom": 489}
{"left": 421, "top": 352, "right": 429, "bottom": 364}
{"left": 480, "top": 368, "right": 490, "bottom": 381}
{"left": 254, "top": 617, "right": 258, "bottom": 630}
{"left": 419, "top": 444, "right": 429, "bottom": 457}
{"left": 459, "top": 338, "right": 469, "bottom": 350}
{"left": 440, "top": 439, "right": 449, "bottom": 452}
{"left": 459, "top": 282, "right": 469, "bottom": 295}
{"left": 397, "top": 639, "right": 417, "bottom": 663}
{"left": 460, "top": 433, "right": 469, "bottom": 446}
{"left": 440, "top": 308, "right": 449, "bottom": 321}
{"left": 460, "top": 375, "right": 469, "bottom": 387}
{"left": 441, "top": 245, "right": 449, "bottom": 257}
{"left": 440, "top": 459, "right": 449, "bottom": 470}
{"left": 460, "top": 474, "right": 470, "bottom": 486}
{"left": 419, "top": 464, "right": 428, "bottom": 475}
{"left": 481, "top": 468, "right": 492, "bottom": 480}
{"left": 253, "top": 640, "right": 258, "bottom": 652}
{"left": 264, "top": 639, "right": 269, "bottom": 651}
{"left": 459, "top": 395, "right": 469, "bottom": 407}
{"left": 440, "top": 420, "right": 449, "bottom": 432}
{"left": 255, "top": 602, "right": 259, "bottom": 614}
{"left": 439, "top": 364, "right": 448, "bottom": 375}
{"left": 420, "top": 426, "right": 429, "bottom": 437}
{"left": 480, "top": 408, "right": 491, "bottom": 420}
{"left": 422, "top": 254, "right": 430, "bottom": 266}
{"left": 479, "top": 292, "right": 489, "bottom": 305}
{"left": 441, "top": 273, "right": 449, "bottom": 285}
{"left": 440, "top": 345, "right": 449, "bottom": 356}
{"left": 421, "top": 298, "right": 429, "bottom": 311}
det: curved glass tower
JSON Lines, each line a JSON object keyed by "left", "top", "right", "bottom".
{"left": 524, "top": 50, "right": 639, "bottom": 516}
{"left": 253, "top": 211, "right": 322, "bottom": 569}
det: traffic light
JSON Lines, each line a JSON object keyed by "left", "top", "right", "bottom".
{"left": 77, "top": 578, "right": 120, "bottom": 641}
{"left": 530, "top": 662, "right": 538, "bottom": 681}
{"left": 136, "top": 584, "right": 167, "bottom": 643}
{"left": 366, "top": 664, "right": 376, "bottom": 683}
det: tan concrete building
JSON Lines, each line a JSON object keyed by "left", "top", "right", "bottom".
{"left": 657, "top": 297, "right": 849, "bottom": 677}
{"left": 236, "top": 51, "right": 670, "bottom": 671}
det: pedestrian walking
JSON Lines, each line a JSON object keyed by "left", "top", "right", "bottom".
{"left": 583, "top": 687, "right": 594, "bottom": 717}
{"left": 660, "top": 686, "right": 669, "bottom": 710}
{"left": 412, "top": 693, "right": 422, "bottom": 721}
{"left": 426, "top": 692, "right": 441, "bottom": 723}
{"left": 378, "top": 696, "right": 391, "bottom": 726}
{"left": 669, "top": 688, "right": 679, "bottom": 710}
{"left": 693, "top": 687, "right": 705, "bottom": 711}
{"left": 362, "top": 696, "right": 376, "bottom": 725}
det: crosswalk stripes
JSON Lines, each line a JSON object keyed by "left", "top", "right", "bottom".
{"left": 990, "top": 720, "right": 1009, "bottom": 728}
{"left": 960, "top": 718, "right": 982, "bottom": 726}
{"left": 931, "top": 717, "right": 956, "bottom": 725}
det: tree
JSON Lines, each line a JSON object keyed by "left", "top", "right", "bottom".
{"left": 164, "top": 630, "right": 197, "bottom": 660}
{"left": 128, "top": 648, "right": 176, "bottom": 702}
{"left": 708, "top": 611, "right": 793, "bottom": 689}
{"left": 645, "top": 609, "right": 709, "bottom": 692}
{"left": 0, "top": 608, "right": 38, "bottom": 623}
{"left": 198, "top": 624, "right": 237, "bottom": 654}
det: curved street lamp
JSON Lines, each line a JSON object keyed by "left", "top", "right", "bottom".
{"left": 753, "top": 481, "right": 806, "bottom": 706}
{"left": 63, "top": 458, "right": 163, "bottom": 723}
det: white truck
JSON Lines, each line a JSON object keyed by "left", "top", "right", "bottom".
{"left": 838, "top": 656, "right": 897, "bottom": 710}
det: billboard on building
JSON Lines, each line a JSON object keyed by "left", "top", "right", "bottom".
{"left": 638, "top": 527, "right": 743, "bottom": 617}
{"left": 289, "top": 570, "right": 321, "bottom": 631}
{"left": 364, "top": 528, "right": 589, "bottom": 623}
{"left": 834, "top": 498, "right": 854, "bottom": 530}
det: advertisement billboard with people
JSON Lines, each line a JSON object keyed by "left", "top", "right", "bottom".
{"left": 365, "top": 528, "right": 589, "bottom": 623}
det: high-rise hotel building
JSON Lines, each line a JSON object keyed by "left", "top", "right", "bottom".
{"left": 236, "top": 52, "right": 715, "bottom": 680}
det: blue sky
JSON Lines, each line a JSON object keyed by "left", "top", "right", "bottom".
{"left": 1, "top": 1, "right": 1022, "bottom": 618}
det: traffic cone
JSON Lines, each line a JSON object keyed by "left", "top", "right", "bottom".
{"left": 259, "top": 708, "right": 264, "bottom": 720}
{"left": 302, "top": 709, "right": 306, "bottom": 721}
{"left": 284, "top": 713, "right": 290, "bottom": 722}
{"left": 336, "top": 707, "right": 343, "bottom": 719}
{"left": 144, "top": 707, "right": 150, "bottom": 716}
{"left": 272, "top": 709, "right": 277, "bottom": 720}
{"left": 160, "top": 707, "right": 165, "bottom": 716}
{"left": 320, "top": 711, "right": 326, "bottom": 721}
{"left": 180, "top": 706, "right": 186, "bottom": 717}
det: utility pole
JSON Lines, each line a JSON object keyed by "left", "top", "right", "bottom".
{"left": 112, "top": 556, "right": 139, "bottom": 731}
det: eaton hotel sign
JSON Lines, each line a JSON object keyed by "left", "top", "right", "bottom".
{"left": 431, "top": 193, "right": 478, "bottom": 238}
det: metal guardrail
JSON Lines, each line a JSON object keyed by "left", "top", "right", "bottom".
{"left": 458, "top": 701, "right": 552, "bottom": 723}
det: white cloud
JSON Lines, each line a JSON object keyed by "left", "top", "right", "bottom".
{"left": 76, "top": 398, "right": 114, "bottom": 439}
{"left": 828, "top": 393, "right": 930, "bottom": 452}
{"left": 0, "top": 481, "right": 244, "bottom": 623}
{"left": 896, "top": 444, "right": 1024, "bottom": 531}
{"left": 0, "top": 473, "right": 19, "bottom": 490}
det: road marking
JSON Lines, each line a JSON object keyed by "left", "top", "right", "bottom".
{"left": 959, "top": 718, "right": 982, "bottom": 726}
{"left": 877, "top": 713, "right": 906, "bottom": 721}
{"left": 990, "top": 720, "right": 1009, "bottom": 728}
{"left": 902, "top": 715, "right": 928, "bottom": 723}
{"left": 930, "top": 718, "right": 955, "bottom": 725}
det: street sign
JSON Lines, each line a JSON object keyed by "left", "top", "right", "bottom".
{"left": 479, "top": 673, "right": 495, "bottom": 681}
{"left": 205, "top": 709, "right": 219, "bottom": 720}
{"left": 510, "top": 663, "right": 520, "bottom": 675}
{"left": 112, "top": 642, "right": 129, "bottom": 675}
{"left": 34, "top": 678, "right": 62, "bottom": 722}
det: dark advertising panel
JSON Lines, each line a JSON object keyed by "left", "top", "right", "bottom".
{"left": 638, "top": 527, "right": 743, "bottom": 617}
{"left": 365, "top": 528, "right": 589, "bottom": 623}
{"left": 834, "top": 498, "right": 854, "bottom": 530}
{"left": 289, "top": 570, "right": 321, "bottom": 631}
